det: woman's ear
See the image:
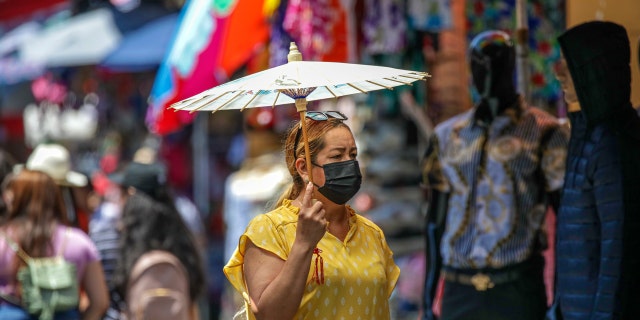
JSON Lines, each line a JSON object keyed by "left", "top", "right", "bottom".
{"left": 295, "top": 158, "right": 309, "bottom": 183}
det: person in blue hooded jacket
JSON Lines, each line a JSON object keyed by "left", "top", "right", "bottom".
{"left": 549, "top": 20, "right": 640, "bottom": 320}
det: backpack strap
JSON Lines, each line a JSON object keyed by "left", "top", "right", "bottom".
{"left": 0, "top": 231, "right": 30, "bottom": 306}
{"left": 0, "top": 226, "right": 71, "bottom": 261}
{"left": 0, "top": 231, "right": 32, "bottom": 263}
{"left": 56, "top": 227, "right": 71, "bottom": 258}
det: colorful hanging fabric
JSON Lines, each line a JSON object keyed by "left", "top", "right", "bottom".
{"left": 465, "top": 0, "right": 565, "bottom": 105}
{"left": 361, "top": 0, "right": 407, "bottom": 54}
{"left": 406, "top": 0, "right": 453, "bottom": 32}
{"left": 282, "top": 0, "right": 352, "bottom": 62}
{"left": 147, "top": 0, "right": 270, "bottom": 135}
{"left": 269, "top": 0, "right": 293, "bottom": 67}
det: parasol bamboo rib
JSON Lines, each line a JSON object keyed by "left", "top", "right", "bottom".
{"left": 366, "top": 80, "right": 394, "bottom": 90}
{"left": 241, "top": 90, "right": 262, "bottom": 111}
{"left": 271, "top": 91, "right": 281, "bottom": 108}
{"left": 347, "top": 83, "right": 367, "bottom": 94}
{"left": 385, "top": 77, "right": 413, "bottom": 85}
{"left": 400, "top": 74, "right": 428, "bottom": 80}
{"left": 212, "top": 90, "right": 245, "bottom": 113}
{"left": 171, "top": 93, "right": 209, "bottom": 111}
{"left": 324, "top": 86, "right": 338, "bottom": 99}
{"left": 186, "top": 92, "right": 231, "bottom": 114}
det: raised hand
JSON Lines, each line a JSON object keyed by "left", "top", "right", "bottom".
{"left": 295, "top": 182, "right": 327, "bottom": 249}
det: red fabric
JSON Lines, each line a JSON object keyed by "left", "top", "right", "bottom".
{"left": 433, "top": 276, "right": 444, "bottom": 317}
{"left": 283, "top": 0, "right": 350, "bottom": 62}
{"left": 218, "top": 0, "right": 270, "bottom": 75}
{"left": 0, "top": 116, "right": 24, "bottom": 138}
{"left": 0, "top": 0, "right": 67, "bottom": 20}
{"left": 151, "top": 0, "right": 270, "bottom": 136}
{"left": 543, "top": 207, "right": 556, "bottom": 306}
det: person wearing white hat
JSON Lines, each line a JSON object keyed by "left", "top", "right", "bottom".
{"left": 25, "top": 143, "right": 89, "bottom": 229}
{"left": 26, "top": 144, "right": 88, "bottom": 188}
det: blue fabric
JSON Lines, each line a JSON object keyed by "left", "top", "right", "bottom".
{"left": 101, "top": 13, "right": 179, "bottom": 71}
{"left": 552, "top": 111, "right": 624, "bottom": 319}
{"left": 0, "top": 304, "right": 79, "bottom": 320}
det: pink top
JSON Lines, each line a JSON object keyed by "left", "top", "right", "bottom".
{"left": 0, "top": 224, "right": 100, "bottom": 297}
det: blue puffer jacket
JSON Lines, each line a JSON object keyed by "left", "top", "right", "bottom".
{"left": 552, "top": 111, "right": 624, "bottom": 319}
{"left": 550, "top": 21, "right": 640, "bottom": 320}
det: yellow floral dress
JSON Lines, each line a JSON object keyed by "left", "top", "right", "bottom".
{"left": 224, "top": 199, "right": 400, "bottom": 320}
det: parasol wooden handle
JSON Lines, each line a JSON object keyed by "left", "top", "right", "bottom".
{"left": 295, "top": 99, "right": 314, "bottom": 185}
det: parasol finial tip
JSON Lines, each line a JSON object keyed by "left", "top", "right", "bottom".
{"left": 288, "top": 42, "right": 303, "bottom": 62}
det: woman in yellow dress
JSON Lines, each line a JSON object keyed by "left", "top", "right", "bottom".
{"left": 224, "top": 111, "right": 400, "bottom": 320}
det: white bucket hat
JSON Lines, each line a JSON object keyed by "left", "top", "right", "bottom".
{"left": 26, "top": 144, "right": 88, "bottom": 187}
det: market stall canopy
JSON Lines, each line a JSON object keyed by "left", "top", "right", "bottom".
{"left": 100, "top": 13, "right": 179, "bottom": 71}
{"left": 0, "top": 21, "right": 44, "bottom": 85}
{"left": 18, "top": 7, "right": 121, "bottom": 67}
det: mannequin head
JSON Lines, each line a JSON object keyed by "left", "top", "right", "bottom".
{"left": 469, "top": 30, "right": 517, "bottom": 117}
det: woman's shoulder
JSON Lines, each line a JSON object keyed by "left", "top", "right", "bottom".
{"left": 350, "top": 209, "right": 386, "bottom": 237}
{"left": 55, "top": 224, "right": 100, "bottom": 259}
{"left": 57, "top": 225, "right": 94, "bottom": 244}
{"left": 250, "top": 200, "right": 299, "bottom": 227}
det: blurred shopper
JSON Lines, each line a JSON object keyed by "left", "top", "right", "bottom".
{"left": 90, "top": 157, "right": 207, "bottom": 320}
{"left": 548, "top": 21, "right": 640, "bottom": 320}
{"left": 0, "top": 169, "right": 109, "bottom": 319}
{"left": 88, "top": 182, "right": 124, "bottom": 320}
{"left": 25, "top": 144, "right": 90, "bottom": 231}
{"left": 220, "top": 108, "right": 289, "bottom": 319}
{"left": 131, "top": 146, "right": 207, "bottom": 250}
{"left": 224, "top": 112, "right": 400, "bottom": 319}
{"left": 0, "top": 149, "right": 17, "bottom": 222}
{"left": 421, "top": 31, "right": 569, "bottom": 320}
{"left": 112, "top": 191, "right": 205, "bottom": 319}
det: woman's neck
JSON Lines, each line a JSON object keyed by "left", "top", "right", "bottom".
{"left": 324, "top": 203, "right": 350, "bottom": 241}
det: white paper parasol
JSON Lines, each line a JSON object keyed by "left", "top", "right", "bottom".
{"left": 171, "top": 42, "right": 430, "bottom": 183}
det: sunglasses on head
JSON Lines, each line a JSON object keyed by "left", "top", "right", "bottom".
{"left": 293, "top": 111, "right": 348, "bottom": 159}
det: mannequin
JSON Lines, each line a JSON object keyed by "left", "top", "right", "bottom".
{"left": 421, "top": 31, "right": 568, "bottom": 320}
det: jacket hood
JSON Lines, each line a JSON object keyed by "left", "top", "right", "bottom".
{"left": 558, "top": 21, "right": 633, "bottom": 127}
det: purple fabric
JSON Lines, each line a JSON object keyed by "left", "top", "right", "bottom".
{"left": 0, "top": 224, "right": 99, "bottom": 297}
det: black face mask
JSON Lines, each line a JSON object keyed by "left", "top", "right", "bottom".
{"left": 312, "top": 160, "right": 362, "bottom": 205}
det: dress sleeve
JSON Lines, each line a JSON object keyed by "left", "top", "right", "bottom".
{"left": 223, "top": 214, "right": 289, "bottom": 296}
{"left": 240, "top": 214, "right": 289, "bottom": 261}
{"left": 378, "top": 229, "right": 400, "bottom": 298}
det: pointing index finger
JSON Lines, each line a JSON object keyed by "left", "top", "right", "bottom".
{"left": 301, "top": 181, "right": 314, "bottom": 208}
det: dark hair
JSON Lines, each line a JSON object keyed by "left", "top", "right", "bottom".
{"left": 2, "top": 169, "right": 68, "bottom": 258}
{"left": 0, "top": 149, "right": 17, "bottom": 219}
{"left": 113, "top": 192, "right": 205, "bottom": 301}
{"left": 274, "top": 117, "right": 350, "bottom": 206}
